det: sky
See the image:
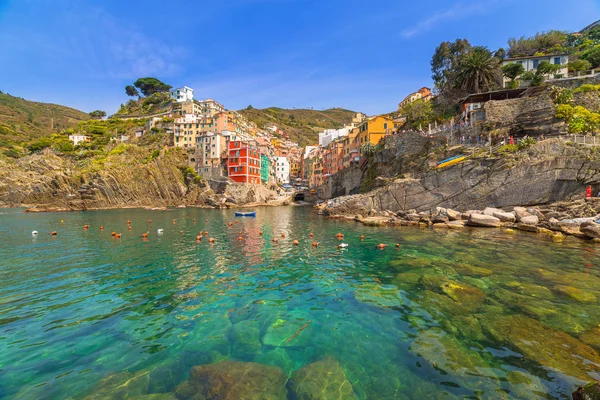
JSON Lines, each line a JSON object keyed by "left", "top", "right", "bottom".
{"left": 0, "top": 0, "right": 598, "bottom": 116}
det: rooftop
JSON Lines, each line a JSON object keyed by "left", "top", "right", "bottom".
{"left": 504, "top": 53, "right": 569, "bottom": 61}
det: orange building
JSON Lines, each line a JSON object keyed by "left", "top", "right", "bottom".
{"left": 227, "top": 141, "right": 261, "bottom": 184}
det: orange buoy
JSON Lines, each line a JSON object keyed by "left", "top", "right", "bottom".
{"left": 259, "top": 231, "right": 263, "bottom": 236}
{"left": 111, "top": 231, "right": 116, "bottom": 236}
{"left": 196, "top": 235, "right": 202, "bottom": 241}
{"left": 360, "top": 235, "right": 365, "bottom": 240}
{"left": 148, "top": 220, "right": 152, "bottom": 223}
{"left": 51, "top": 231, "right": 57, "bottom": 236}
{"left": 83, "top": 224, "right": 89, "bottom": 229}
{"left": 172, "top": 219, "right": 176, "bottom": 224}
{"left": 205, "top": 219, "right": 208, "bottom": 223}
{"left": 235, "top": 220, "right": 239, "bottom": 224}
{"left": 193, "top": 219, "right": 196, "bottom": 223}
{"left": 128, "top": 226, "right": 132, "bottom": 230}
{"left": 115, "top": 233, "right": 121, "bottom": 238}
{"left": 281, "top": 233, "right": 285, "bottom": 238}
{"left": 293, "top": 240, "right": 299, "bottom": 245}
{"left": 209, "top": 237, "right": 215, "bottom": 243}
{"left": 273, "top": 238, "right": 278, "bottom": 243}
{"left": 127, "top": 220, "right": 131, "bottom": 224}
{"left": 180, "top": 230, "right": 184, "bottom": 235}
{"left": 238, "top": 236, "right": 243, "bottom": 241}
{"left": 204, "top": 231, "right": 209, "bottom": 236}
{"left": 312, "top": 241, "right": 319, "bottom": 247}
{"left": 336, "top": 233, "right": 344, "bottom": 238}
{"left": 142, "top": 233, "right": 148, "bottom": 238}
{"left": 309, "top": 233, "right": 314, "bottom": 237}
{"left": 100, "top": 226, "right": 104, "bottom": 230}
{"left": 377, "top": 243, "right": 387, "bottom": 249}
{"left": 395, "top": 243, "right": 401, "bottom": 248}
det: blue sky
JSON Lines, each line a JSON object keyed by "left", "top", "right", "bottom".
{"left": 0, "top": 0, "right": 598, "bottom": 115}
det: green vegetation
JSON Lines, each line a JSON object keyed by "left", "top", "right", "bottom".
{"left": 402, "top": 99, "right": 434, "bottom": 130}
{"left": 116, "top": 92, "right": 172, "bottom": 117}
{"left": 568, "top": 59, "right": 592, "bottom": 72}
{"left": 133, "top": 77, "right": 172, "bottom": 97}
{"left": 501, "top": 62, "right": 525, "bottom": 88}
{"left": 555, "top": 104, "right": 600, "bottom": 133}
{"left": 238, "top": 106, "right": 357, "bottom": 146}
{"left": 507, "top": 31, "right": 566, "bottom": 58}
{"left": 454, "top": 47, "right": 500, "bottom": 94}
{"left": 180, "top": 166, "right": 204, "bottom": 184}
{"left": 89, "top": 110, "right": 107, "bottom": 119}
{"left": 573, "top": 84, "right": 600, "bottom": 94}
{"left": 125, "top": 85, "right": 140, "bottom": 98}
{"left": 0, "top": 92, "right": 90, "bottom": 146}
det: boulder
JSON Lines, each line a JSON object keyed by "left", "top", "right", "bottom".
{"left": 231, "top": 320, "right": 262, "bottom": 357}
{"left": 174, "top": 361, "right": 287, "bottom": 400}
{"left": 554, "top": 221, "right": 582, "bottom": 235}
{"left": 446, "top": 208, "right": 461, "bottom": 221}
{"left": 467, "top": 214, "right": 501, "bottom": 228}
{"left": 288, "top": 357, "right": 356, "bottom": 400}
{"left": 519, "top": 215, "right": 539, "bottom": 225}
{"left": 447, "top": 220, "right": 466, "bottom": 229}
{"left": 492, "top": 211, "right": 516, "bottom": 222}
{"left": 573, "top": 382, "right": 600, "bottom": 400}
{"left": 513, "top": 206, "right": 532, "bottom": 221}
{"left": 527, "top": 208, "right": 545, "bottom": 221}
{"left": 482, "top": 207, "right": 503, "bottom": 216}
{"left": 581, "top": 222, "right": 600, "bottom": 239}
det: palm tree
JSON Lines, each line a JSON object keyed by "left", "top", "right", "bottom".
{"left": 454, "top": 47, "right": 500, "bottom": 94}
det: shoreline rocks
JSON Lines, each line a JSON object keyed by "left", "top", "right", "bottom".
{"left": 324, "top": 199, "right": 600, "bottom": 243}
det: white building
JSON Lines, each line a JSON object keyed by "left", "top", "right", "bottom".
{"left": 318, "top": 128, "right": 349, "bottom": 147}
{"left": 68, "top": 135, "right": 89, "bottom": 146}
{"left": 170, "top": 86, "right": 194, "bottom": 102}
{"left": 501, "top": 54, "right": 569, "bottom": 87}
{"left": 275, "top": 156, "right": 290, "bottom": 184}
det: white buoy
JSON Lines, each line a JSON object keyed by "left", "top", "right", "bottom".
{"left": 32, "top": 230, "right": 38, "bottom": 237}
{"left": 157, "top": 229, "right": 164, "bottom": 235}
{"left": 338, "top": 243, "right": 348, "bottom": 248}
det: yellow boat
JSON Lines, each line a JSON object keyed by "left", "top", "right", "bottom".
{"left": 436, "top": 155, "right": 465, "bottom": 169}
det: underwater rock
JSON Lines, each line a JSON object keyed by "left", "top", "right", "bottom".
{"left": 581, "top": 222, "right": 600, "bottom": 239}
{"left": 262, "top": 311, "right": 313, "bottom": 347}
{"left": 394, "top": 271, "right": 423, "bottom": 286}
{"left": 519, "top": 215, "right": 539, "bottom": 225}
{"left": 287, "top": 357, "right": 357, "bottom": 400}
{"left": 442, "top": 315, "right": 485, "bottom": 341}
{"left": 573, "top": 382, "right": 600, "bottom": 400}
{"left": 513, "top": 207, "right": 532, "bottom": 221}
{"left": 555, "top": 285, "right": 598, "bottom": 303}
{"left": 580, "top": 326, "right": 600, "bottom": 351}
{"left": 174, "top": 360, "right": 287, "bottom": 400}
{"left": 454, "top": 263, "right": 493, "bottom": 277}
{"left": 481, "top": 314, "right": 600, "bottom": 381}
{"left": 493, "top": 211, "right": 516, "bottom": 222}
{"left": 231, "top": 320, "right": 262, "bottom": 357}
{"left": 354, "top": 283, "right": 404, "bottom": 308}
{"left": 84, "top": 370, "right": 150, "bottom": 399}
{"left": 409, "top": 328, "right": 488, "bottom": 377}
{"left": 253, "top": 347, "right": 295, "bottom": 376}
{"left": 418, "top": 290, "right": 470, "bottom": 318}
{"left": 421, "top": 275, "right": 486, "bottom": 309}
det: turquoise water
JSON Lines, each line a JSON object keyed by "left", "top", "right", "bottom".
{"left": 1, "top": 206, "right": 600, "bottom": 399}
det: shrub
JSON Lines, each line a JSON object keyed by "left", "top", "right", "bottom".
{"left": 497, "top": 144, "right": 518, "bottom": 154}
{"left": 573, "top": 84, "right": 600, "bottom": 94}
{"left": 27, "top": 137, "right": 52, "bottom": 152}
{"left": 549, "top": 87, "right": 574, "bottom": 105}
{"left": 568, "top": 59, "right": 592, "bottom": 72}
{"left": 517, "top": 136, "right": 537, "bottom": 149}
{"left": 3, "top": 148, "right": 21, "bottom": 158}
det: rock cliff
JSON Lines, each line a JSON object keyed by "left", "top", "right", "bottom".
{"left": 0, "top": 147, "right": 278, "bottom": 211}
{"left": 323, "top": 140, "right": 600, "bottom": 216}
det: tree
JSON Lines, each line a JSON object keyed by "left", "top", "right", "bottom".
{"left": 568, "top": 59, "right": 592, "bottom": 72}
{"left": 501, "top": 62, "right": 525, "bottom": 87}
{"left": 403, "top": 99, "right": 434, "bottom": 130}
{"left": 431, "top": 39, "right": 472, "bottom": 91}
{"left": 454, "top": 47, "right": 500, "bottom": 94}
{"left": 125, "top": 85, "right": 140, "bottom": 98}
{"left": 537, "top": 60, "right": 562, "bottom": 77}
{"left": 581, "top": 46, "right": 600, "bottom": 68}
{"left": 361, "top": 142, "right": 375, "bottom": 157}
{"left": 133, "top": 77, "right": 172, "bottom": 97}
{"left": 507, "top": 31, "right": 567, "bottom": 58}
{"left": 89, "top": 110, "right": 106, "bottom": 119}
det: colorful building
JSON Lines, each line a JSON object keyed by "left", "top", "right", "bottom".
{"left": 227, "top": 140, "right": 261, "bottom": 184}
{"left": 260, "top": 155, "right": 270, "bottom": 184}
{"left": 357, "top": 115, "right": 394, "bottom": 151}
{"left": 397, "top": 87, "right": 433, "bottom": 110}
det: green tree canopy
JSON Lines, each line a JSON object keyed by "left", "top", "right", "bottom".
{"left": 125, "top": 85, "right": 140, "bottom": 97}
{"left": 133, "top": 77, "right": 172, "bottom": 97}
{"left": 581, "top": 46, "right": 600, "bottom": 68}
{"left": 89, "top": 110, "right": 106, "bottom": 119}
{"left": 430, "top": 39, "right": 472, "bottom": 91}
{"left": 403, "top": 99, "right": 434, "bottom": 130}
{"left": 501, "top": 62, "right": 525, "bottom": 80}
{"left": 507, "top": 31, "right": 567, "bottom": 58}
{"left": 568, "top": 59, "right": 592, "bottom": 72}
{"left": 454, "top": 47, "right": 500, "bottom": 94}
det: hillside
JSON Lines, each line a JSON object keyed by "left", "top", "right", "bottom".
{"left": 238, "top": 107, "right": 358, "bottom": 146}
{"left": 0, "top": 92, "right": 90, "bottom": 143}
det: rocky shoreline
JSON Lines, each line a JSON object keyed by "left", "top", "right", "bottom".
{"left": 321, "top": 198, "right": 600, "bottom": 242}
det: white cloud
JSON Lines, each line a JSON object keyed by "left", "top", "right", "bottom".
{"left": 401, "top": 1, "right": 509, "bottom": 38}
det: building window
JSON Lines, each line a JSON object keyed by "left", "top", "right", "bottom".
{"left": 554, "top": 57, "right": 561, "bottom": 65}
{"left": 533, "top": 59, "right": 540, "bottom": 69}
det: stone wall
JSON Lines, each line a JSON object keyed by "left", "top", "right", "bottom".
{"left": 550, "top": 74, "right": 600, "bottom": 90}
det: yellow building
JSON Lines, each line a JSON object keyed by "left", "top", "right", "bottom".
{"left": 357, "top": 115, "right": 394, "bottom": 148}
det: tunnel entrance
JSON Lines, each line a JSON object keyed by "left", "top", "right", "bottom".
{"left": 294, "top": 193, "right": 305, "bottom": 202}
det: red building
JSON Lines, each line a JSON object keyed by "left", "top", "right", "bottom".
{"left": 227, "top": 140, "right": 261, "bottom": 184}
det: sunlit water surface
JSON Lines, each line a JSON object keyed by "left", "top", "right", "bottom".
{"left": 1, "top": 207, "right": 600, "bottom": 399}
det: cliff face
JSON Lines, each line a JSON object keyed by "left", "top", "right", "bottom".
{"left": 0, "top": 147, "right": 276, "bottom": 211}
{"left": 323, "top": 140, "right": 600, "bottom": 216}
